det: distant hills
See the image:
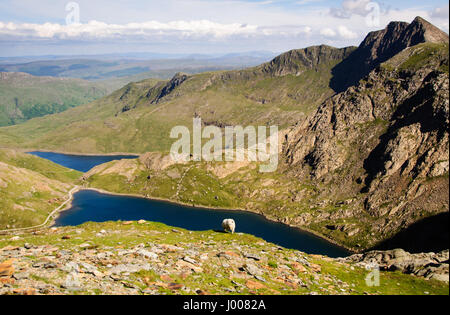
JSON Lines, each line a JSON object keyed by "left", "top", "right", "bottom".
{"left": 0, "top": 72, "right": 108, "bottom": 127}
{"left": 0, "top": 53, "right": 276, "bottom": 82}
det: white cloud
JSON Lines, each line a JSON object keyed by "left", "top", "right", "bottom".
{"left": 320, "top": 27, "right": 336, "bottom": 37}
{"left": 330, "top": 0, "right": 372, "bottom": 19}
{"left": 430, "top": 5, "right": 449, "bottom": 20}
{"left": 337, "top": 25, "right": 357, "bottom": 39}
{"left": 0, "top": 20, "right": 261, "bottom": 40}
{"left": 319, "top": 25, "right": 357, "bottom": 39}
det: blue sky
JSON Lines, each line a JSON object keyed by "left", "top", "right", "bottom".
{"left": 0, "top": 0, "right": 448, "bottom": 56}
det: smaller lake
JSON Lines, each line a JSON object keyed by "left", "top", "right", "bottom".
{"left": 29, "top": 151, "right": 139, "bottom": 172}
{"left": 55, "top": 190, "right": 351, "bottom": 258}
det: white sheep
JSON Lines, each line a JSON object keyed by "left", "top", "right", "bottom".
{"left": 222, "top": 219, "right": 236, "bottom": 234}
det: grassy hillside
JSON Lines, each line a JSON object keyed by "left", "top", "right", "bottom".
{"left": 0, "top": 149, "right": 81, "bottom": 229}
{"left": 0, "top": 72, "right": 108, "bottom": 126}
{"left": 0, "top": 221, "right": 447, "bottom": 295}
{"left": 0, "top": 45, "right": 354, "bottom": 153}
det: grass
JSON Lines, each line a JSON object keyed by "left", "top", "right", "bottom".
{"left": 0, "top": 149, "right": 81, "bottom": 229}
{"left": 0, "top": 73, "right": 108, "bottom": 127}
{"left": 0, "top": 221, "right": 447, "bottom": 295}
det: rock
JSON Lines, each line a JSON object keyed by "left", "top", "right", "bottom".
{"left": 183, "top": 256, "right": 197, "bottom": 265}
{"left": 291, "top": 262, "right": 307, "bottom": 273}
{"left": 346, "top": 249, "right": 449, "bottom": 282}
{"left": 244, "top": 263, "right": 263, "bottom": 276}
{"left": 138, "top": 220, "right": 146, "bottom": 224}
{"left": 217, "top": 251, "right": 240, "bottom": 260}
{"left": 0, "top": 259, "right": 15, "bottom": 277}
{"left": 13, "top": 272, "right": 29, "bottom": 280}
{"left": 176, "top": 260, "right": 203, "bottom": 273}
{"left": 310, "top": 264, "right": 322, "bottom": 273}
{"left": 245, "top": 280, "right": 266, "bottom": 290}
{"left": 168, "top": 283, "right": 184, "bottom": 290}
{"left": 12, "top": 288, "right": 36, "bottom": 295}
{"left": 136, "top": 249, "right": 158, "bottom": 260}
{"left": 243, "top": 253, "right": 261, "bottom": 261}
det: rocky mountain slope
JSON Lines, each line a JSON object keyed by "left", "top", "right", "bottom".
{"left": 331, "top": 16, "right": 449, "bottom": 92}
{"left": 0, "top": 221, "right": 447, "bottom": 295}
{"left": 0, "top": 72, "right": 108, "bottom": 127}
{"left": 282, "top": 21, "right": 448, "bottom": 251}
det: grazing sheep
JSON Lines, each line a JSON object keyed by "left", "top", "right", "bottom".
{"left": 222, "top": 219, "right": 236, "bottom": 234}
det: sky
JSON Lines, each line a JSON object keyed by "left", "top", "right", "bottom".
{"left": 0, "top": 0, "right": 448, "bottom": 57}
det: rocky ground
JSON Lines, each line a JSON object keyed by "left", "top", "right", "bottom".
{"left": 0, "top": 221, "right": 448, "bottom": 295}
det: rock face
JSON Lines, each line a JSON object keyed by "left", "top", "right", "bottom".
{"left": 331, "top": 16, "right": 449, "bottom": 92}
{"left": 345, "top": 249, "right": 449, "bottom": 283}
{"left": 282, "top": 17, "right": 449, "bottom": 250}
{"left": 261, "top": 45, "right": 356, "bottom": 77}
{"left": 149, "top": 72, "right": 189, "bottom": 104}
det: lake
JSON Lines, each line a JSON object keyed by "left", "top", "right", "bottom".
{"left": 29, "top": 151, "right": 139, "bottom": 172}
{"left": 32, "top": 151, "right": 350, "bottom": 258}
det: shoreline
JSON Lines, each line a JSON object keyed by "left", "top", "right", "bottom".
{"left": 18, "top": 148, "right": 143, "bottom": 157}
{"left": 3, "top": 147, "right": 356, "bottom": 254}
{"left": 77, "top": 186, "right": 356, "bottom": 255}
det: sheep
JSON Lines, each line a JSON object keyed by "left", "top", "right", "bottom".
{"left": 222, "top": 219, "right": 236, "bottom": 234}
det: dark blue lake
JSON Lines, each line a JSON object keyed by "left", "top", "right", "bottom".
{"left": 31, "top": 151, "right": 350, "bottom": 257}
{"left": 55, "top": 190, "right": 350, "bottom": 258}
{"left": 29, "top": 151, "right": 139, "bottom": 172}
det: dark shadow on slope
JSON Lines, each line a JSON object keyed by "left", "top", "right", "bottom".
{"left": 370, "top": 212, "right": 449, "bottom": 254}
{"left": 329, "top": 50, "right": 369, "bottom": 93}
{"left": 361, "top": 71, "right": 445, "bottom": 193}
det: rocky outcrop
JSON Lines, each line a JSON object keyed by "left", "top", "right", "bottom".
{"left": 260, "top": 45, "right": 356, "bottom": 77}
{"left": 344, "top": 249, "right": 449, "bottom": 283}
{"left": 147, "top": 72, "right": 189, "bottom": 104}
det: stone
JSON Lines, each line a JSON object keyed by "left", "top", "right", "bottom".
{"left": 291, "top": 262, "right": 307, "bottom": 273}
{"left": 245, "top": 280, "right": 266, "bottom": 290}
{"left": 244, "top": 263, "right": 263, "bottom": 276}
{"left": 0, "top": 259, "right": 15, "bottom": 277}
{"left": 137, "top": 249, "right": 158, "bottom": 260}
{"left": 168, "top": 283, "right": 184, "bottom": 290}
{"left": 13, "top": 288, "right": 36, "bottom": 295}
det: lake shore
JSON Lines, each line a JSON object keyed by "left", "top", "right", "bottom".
{"left": 74, "top": 186, "right": 355, "bottom": 255}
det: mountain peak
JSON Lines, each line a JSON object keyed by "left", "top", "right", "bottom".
{"left": 330, "top": 16, "right": 449, "bottom": 92}
{"left": 410, "top": 16, "right": 449, "bottom": 44}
